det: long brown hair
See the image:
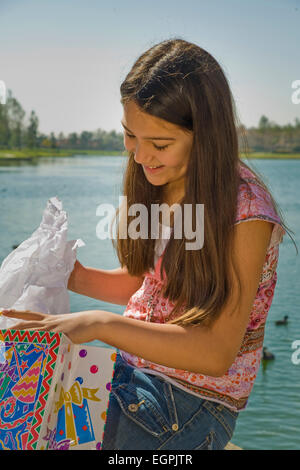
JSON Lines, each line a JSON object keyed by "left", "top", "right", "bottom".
{"left": 112, "top": 38, "right": 297, "bottom": 328}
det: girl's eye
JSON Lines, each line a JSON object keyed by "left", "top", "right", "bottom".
{"left": 125, "top": 133, "right": 169, "bottom": 151}
{"left": 153, "top": 144, "right": 169, "bottom": 151}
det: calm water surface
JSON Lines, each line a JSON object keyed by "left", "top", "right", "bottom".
{"left": 0, "top": 155, "right": 299, "bottom": 450}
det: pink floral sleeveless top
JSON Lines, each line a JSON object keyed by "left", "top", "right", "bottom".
{"left": 120, "top": 163, "right": 286, "bottom": 412}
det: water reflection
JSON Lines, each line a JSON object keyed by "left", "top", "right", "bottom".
{"left": 0, "top": 157, "right": 39, "bottom": 167}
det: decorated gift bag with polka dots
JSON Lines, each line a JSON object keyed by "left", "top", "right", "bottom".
{"left": 0, "top": 327, "right": 117, "bottom": 450}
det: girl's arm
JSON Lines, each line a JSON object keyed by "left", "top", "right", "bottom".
{"left": 67, "top": 260, "right": 144, "bottom": 305}
{"left": 4, "top": 220, "right": 273, "bottom": 377}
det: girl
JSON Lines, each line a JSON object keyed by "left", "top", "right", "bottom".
{"left": 3, "top": 38, "right": 296, "bottom": 450}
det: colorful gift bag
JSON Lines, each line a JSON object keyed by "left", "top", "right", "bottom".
{"left": 0, "top": 328, "right": 116, "bottom": 450}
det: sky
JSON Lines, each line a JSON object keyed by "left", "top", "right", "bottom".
{"left": 0, "top": 0, "right": 299, "bottom": 136}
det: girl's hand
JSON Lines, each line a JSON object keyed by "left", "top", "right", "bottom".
{"left": 1, "top": 309, "right": 101, "bottom": 344}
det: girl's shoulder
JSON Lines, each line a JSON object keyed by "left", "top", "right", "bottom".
{"left": 235, "top": 163, "right": 286, "bottom": 248}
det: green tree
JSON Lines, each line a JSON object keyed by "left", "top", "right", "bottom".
{"left": 68, "top": 132, "right": 78, "bottom": 148}
{"left": 41, "top": 137, "right": 51, "bottom": 148}
{"left": 0, "top": 102, "right": 10, "bottom": 148}
{"left": 38, "top": 133, "right": 48, "bottom": 147}
{"left": 50, "top": 132, "right": 57, "bottom": 149}
{"left": 26, "top": 110, "right": 39, "bottom": 148}
{"left": 79, "top": 130, "right": 93, "bottom": 149}
{"left": 258, "top": 115, "right": 270, "bottom": 130}
{"left": 6, "top": 90, "right": 26, "bottom": 149}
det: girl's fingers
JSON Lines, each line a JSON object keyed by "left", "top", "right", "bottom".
{"left": 8, "top": 322, "right": 45, "bottom": 330}
{"left": 7, "top": 319, "right": 58, "bottom": 331}
{"left": 10, "top": 325, "right": 55, "bottom": 333}
{"left": 1, "top": 310, "right": 47, "bottom": 321}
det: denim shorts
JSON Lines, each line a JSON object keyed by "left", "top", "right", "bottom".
{"left": 101, "top": 351, "right": 239, "bottom": 450}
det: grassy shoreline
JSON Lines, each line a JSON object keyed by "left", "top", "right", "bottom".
{"left": 0, "top": 148, "right": 300, "bottom": 161}
{"left": 0, "top": 148, "right": 123, "bottom": 160}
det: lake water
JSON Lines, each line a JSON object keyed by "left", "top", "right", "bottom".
{"left": 0, "top": 155, "right": 299, "bottom": 450}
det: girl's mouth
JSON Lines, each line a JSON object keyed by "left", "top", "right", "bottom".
{"left": 143, "top": 165, "right": 165, "bottom": 174}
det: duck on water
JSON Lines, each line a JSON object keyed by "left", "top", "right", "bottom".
{"left": 275, "top": 315, "right": 289, "bottom": 326}
{"left": 262, "top": 347, "right": 275, "bottom": 360}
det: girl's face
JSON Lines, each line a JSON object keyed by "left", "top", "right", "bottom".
{"left": 122, "top": 101, "right": 193, "bottom": 201}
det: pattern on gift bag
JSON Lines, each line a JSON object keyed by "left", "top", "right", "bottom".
{"left": 44, "top": 346, "right": 117, "bottom": 450}
{"left": 0, "top": 328, "right": 117, "bottom": 450}
{"left": 0, "top": 330, "right": 60, "bottom": 450}
{"left": 42, "top": 426, "right": 72, "bottom": 450}
{"left": 54, "top": 380, "right": 100, "bottom": 446}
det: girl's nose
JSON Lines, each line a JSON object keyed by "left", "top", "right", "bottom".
{"left": 133, "top": 144, "right": 151, "bottom": 166}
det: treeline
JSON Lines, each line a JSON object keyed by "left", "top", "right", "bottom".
{"left": 0, "top": 89, "right": 124, "bottom": 151}
{"left": 1, "top": 89, "right": 300, "bottom": 153}
{"left": 239, "top": 115, "right": 300, "bottom": 153}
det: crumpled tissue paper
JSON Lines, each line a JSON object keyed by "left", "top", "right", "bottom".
{"left": 0, "top": 196, "right": 85, "bottom": 328}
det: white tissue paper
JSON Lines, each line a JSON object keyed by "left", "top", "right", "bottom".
{"left": 0, "top": 196, "right": 85, "bottom": 327}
